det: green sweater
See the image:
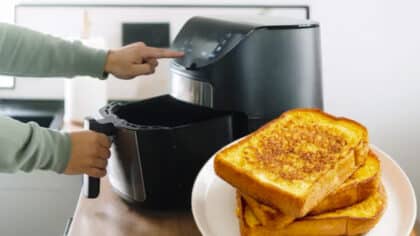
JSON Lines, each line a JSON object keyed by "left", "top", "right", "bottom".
{"left": 0, "top": 23, "right": 108, "bottom": 173}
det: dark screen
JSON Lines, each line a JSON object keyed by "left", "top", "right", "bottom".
{"left": 122, "top": 23, "right": 170, "bottom": 47}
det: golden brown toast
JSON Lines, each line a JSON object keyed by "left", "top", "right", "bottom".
{"left": 311, "top": 150, "right": 380, "bottom": 215}
{"left": 215, "top": 109, "right": 369, "bottom": 217}
{"left": 241, "top": 150, "right": 380, "bottom": 227}
{"left": 237, "top": 184, "right": 387, "bottom": 236}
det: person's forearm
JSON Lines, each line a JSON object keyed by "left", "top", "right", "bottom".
{"left": 0, "top": 23, "right": 108, "bottom": 78}
{"left": 0, "top": 116, "right": 71, "bottom": 173}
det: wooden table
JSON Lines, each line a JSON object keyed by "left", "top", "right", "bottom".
{"left": 67, "top": 176, "right": 201, "bottom": 236}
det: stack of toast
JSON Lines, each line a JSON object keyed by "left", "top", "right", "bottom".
{"left": 214, "top": 109, "right": 387, "bottom": 236}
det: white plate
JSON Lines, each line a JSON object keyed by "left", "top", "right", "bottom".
{"left": 192, "top": 143, "right": 417, "bottom": 236}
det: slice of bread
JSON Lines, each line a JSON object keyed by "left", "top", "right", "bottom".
{"left": 238, "top": 184, "right": 387, "bottom": 236}
{"left": 310, "top": 150, "right": 380, "bottom": 215}
{"left": 215, "top": 109, "right": 369, "bottom": 217}
{"left": 241, "top": 150, "right": 380, "bottom": 227}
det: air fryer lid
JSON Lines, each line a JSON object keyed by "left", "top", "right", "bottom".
{"left": 171, "top": 16, "right": 319, "bottom": 69}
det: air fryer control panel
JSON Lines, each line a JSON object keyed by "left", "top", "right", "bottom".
{"left": 172, "top": 16, "right": 319, "bottom": 71}
{"left": 176, "top": 32, "right": 244, "bottom": 67}
{"left": 172, "top": 17, "right": 253, "bottom": 69}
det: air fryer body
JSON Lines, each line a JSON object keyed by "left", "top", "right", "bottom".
{"left": 170, "top": 17, "right": 323, "bottom": 131}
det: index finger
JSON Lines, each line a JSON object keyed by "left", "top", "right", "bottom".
{"left": 143, "top": 47, "right": 184, "bottom": 59}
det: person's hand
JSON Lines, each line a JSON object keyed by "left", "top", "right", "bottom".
{"left": 104, "top": 42, "right": 184, "bottom": 79}
{"left": 64, "top": 131, "right": 111, "bottom": 177}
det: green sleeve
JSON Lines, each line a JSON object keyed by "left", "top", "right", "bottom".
{"left": 0, "top": 23, "right": 110, "bottom": 173}
{"left": 0, "top": 116, "right": 71, "bottom": 173}
{"left": 0, "top": 22, "right": 108, "bottom": 78}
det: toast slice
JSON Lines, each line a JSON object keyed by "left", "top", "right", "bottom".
{"left": 215, "top": 109, "right": 369, "bottom": 217}
{"left": 241, "top": 150, "right": 380, "bottom": 227}
{"left": 310, "top": 150, "right": 380, "bottom": 215}
{"left": 237, "top": 184, "right": 387, "bottom": 236}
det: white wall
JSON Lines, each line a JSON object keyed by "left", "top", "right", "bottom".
{"left": 0, "top": 0, "right": 14, "bottom": 23}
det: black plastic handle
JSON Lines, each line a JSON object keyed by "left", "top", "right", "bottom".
{"left": 83, "top": 118, "right": 116, "bottom": 198}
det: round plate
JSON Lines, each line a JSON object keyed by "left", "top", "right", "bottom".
{"left": 192, "top": 143, "right": 417, "bottom": 236}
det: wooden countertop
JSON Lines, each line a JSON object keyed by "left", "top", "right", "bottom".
{"left": 67, "top": 176, "right": 201, "bottom": 236}
{"left": 67, "top": 177, "right": 417, "bottom": 236}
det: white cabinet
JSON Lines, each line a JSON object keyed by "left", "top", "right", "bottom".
{"left": 4, "top": 4, "right": 308, "bottom": 100}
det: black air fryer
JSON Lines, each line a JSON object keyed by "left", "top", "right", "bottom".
{"left": 83, "top": 16, "right": 323, "bottom": 210}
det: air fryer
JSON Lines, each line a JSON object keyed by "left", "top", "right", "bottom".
{"left": 83, "top": 16, "right": 323, "bottom": 211}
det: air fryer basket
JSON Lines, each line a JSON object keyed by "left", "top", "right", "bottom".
{"left": 100, "top": 95, "right": 235, "bottom": 210}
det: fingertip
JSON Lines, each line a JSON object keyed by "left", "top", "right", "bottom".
{"left": 136, "top": 41, "right": 146, "bottom": 47}
{"left": 99, "top": 148, "right": 111, "bottom": 160}
{"left": 165, "top": 50, "right": 184, "bottom": 58}
{"left": 96, "top": 133, "right": 111, "bottom": 147}
{"left": 147, "top": 47, "right": 184, "bottom": 59}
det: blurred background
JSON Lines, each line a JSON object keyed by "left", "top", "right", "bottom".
{"left": 0, "top": 0, "right": 420, "bottom": 235}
